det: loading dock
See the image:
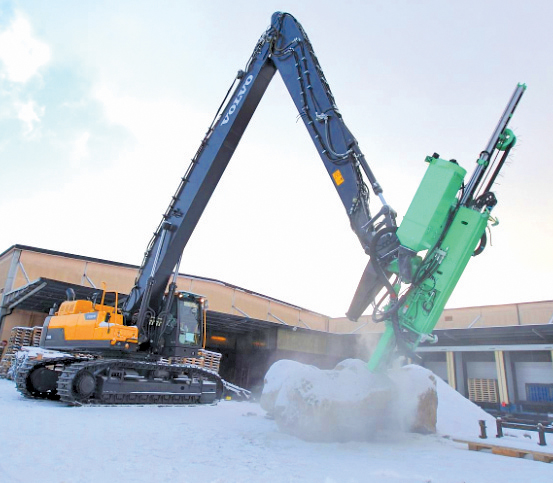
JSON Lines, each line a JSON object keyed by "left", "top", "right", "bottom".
{"left": 418, "top": 325, "right": 553, "bottom": 414}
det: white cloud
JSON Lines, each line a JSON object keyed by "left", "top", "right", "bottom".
{"left": 70, "top": 132, "right": 90, "bottom": 164}
{"left": 94, "top": 85, "right": 199, "bottom": 143}
{"left": 0, "top": 12, "right": 51, "bottom": 83}
{"left": 15, "top": 99, "right": 43, "bottom": 135}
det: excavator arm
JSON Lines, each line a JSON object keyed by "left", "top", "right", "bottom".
{"left": 123, "top": 12, "right": 395, "bottom": 329}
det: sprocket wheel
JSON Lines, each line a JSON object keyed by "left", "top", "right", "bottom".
{"left": 72, "top": 371, "right": 97, "bottom": 401}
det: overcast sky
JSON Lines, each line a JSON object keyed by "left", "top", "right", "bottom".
{"left": 0, "top": 0, "right": 552, "bottom": 317}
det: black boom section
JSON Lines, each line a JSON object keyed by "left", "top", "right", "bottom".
{"left": 269, "top": 13, "right": 383, "bottom": 250}
{"left": 124, "top": 12, "right": 392, "bottom": 321}
{"left": 124, "top": 61, "right": 277, "bottom": 315}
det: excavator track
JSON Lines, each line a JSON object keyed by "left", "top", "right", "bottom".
{"left": 55, "top": 358, "right": 223, "bottom": 406}
{"left": 15, "top": 355, "right": 85, "bottom": 400}
{"left": 16, "top": 355, "right": 223, "bottom": 405}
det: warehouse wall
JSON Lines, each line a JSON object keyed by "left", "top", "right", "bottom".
{"left": 436, "top": 301, "right": 553, "bottom": 329}
{"left": 0, "top": 251, "right": 11, "bottom": 288}
{"left": 0, "top": 245, "right": 331, "bottom": 339}
{"left": 17, "top": 249, "right": 137, "bottom": 294}
{"left": 1, "top": 244, "right": 552, "bottom": 339}
{"left": 331, "top": 301, "right": 553, "bottom": 333}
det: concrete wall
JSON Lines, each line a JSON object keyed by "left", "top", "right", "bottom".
{"left": 0, "top": 310, "right": 45, "bottom": 343}
{"left": 514, "top": 361, "right": 553, "bottom": 402}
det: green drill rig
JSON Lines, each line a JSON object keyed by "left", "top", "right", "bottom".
{"left": 347, "top": 84, "right": 526, "bottom": 372}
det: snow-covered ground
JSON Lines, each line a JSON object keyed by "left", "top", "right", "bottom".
{"left": 0, "top": 376, "right": 551, "bottom": 483}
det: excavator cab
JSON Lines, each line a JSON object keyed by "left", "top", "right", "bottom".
{"left": 158, "top": 292, "right": 206, "bottom": 359}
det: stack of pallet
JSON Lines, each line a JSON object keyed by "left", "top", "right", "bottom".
{"left": 0, "top": 326, "right": 45, "bottom": 379}
{"left": 169, "top": 349, "right": 223, "bottom": 373}
{"left": 196, "top": 349, "right": 222, "bottom": 372}
{"left": 0, "top": 327, "right": 33, "bottom": 378}
{"left": 31, "top": 327, "right": 43, "bottom": 347}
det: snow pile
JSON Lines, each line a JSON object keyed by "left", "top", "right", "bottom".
{"left": 17, "top": 346, "right": 71, "bottom": 359}
{"left": 435, "top": 375, "right": 496, "bottom": 439}
{"left": 262, "top": 358, "right": 539, "bottom": 446}
{"left": 261, "top": 359, "right": 438, "bottom": 442}
{"left": 388, "top": 364, "right": 438, "bottom": 434}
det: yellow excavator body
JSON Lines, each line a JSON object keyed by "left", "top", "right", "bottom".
{"left": 43, "top": 298, "right": 138, "bottom": 350}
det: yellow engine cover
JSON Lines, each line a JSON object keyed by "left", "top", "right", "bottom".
{"left": 47, "top": 300, "right": 138, "bottom": 347}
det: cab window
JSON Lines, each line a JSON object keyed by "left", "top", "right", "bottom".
{"left": 178, "top": 299, "right": 201, "bottom": 346}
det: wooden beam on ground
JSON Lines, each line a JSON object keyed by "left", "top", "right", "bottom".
{"left": 454, "top": 439, "right": 553, "bottom": 463}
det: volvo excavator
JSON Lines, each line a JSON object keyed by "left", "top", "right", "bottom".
{"left": 16, "top": 12, "right": 525, "bottom": 404}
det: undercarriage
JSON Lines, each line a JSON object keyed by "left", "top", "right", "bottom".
{"left": 16, "top": 354, "right": 223, "bottom": 405}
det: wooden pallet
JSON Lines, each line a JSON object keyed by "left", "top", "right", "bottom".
{"left": 454, "top": 439, "right": 553, "bottom": 463}
{"left": 0, "top": 328, "right": 31, "bottom": 376}
{"left": 197, "top": 349, "right": 222, "bottom": 372}
{"left": 172, "top": 349, "right": 222, "bottom": 373}
{"left": 468, "top": 378, "right": 498, "bottom": 403}
{"left": 31, "top": 327, "right": 43, "bottom": 347}
{"left": 0, "top": 326, "right": 42, "bottom": 378}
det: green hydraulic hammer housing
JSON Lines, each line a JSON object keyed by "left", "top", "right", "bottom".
{"left": 366, "top": 83, "right": 526, "bottom": 372}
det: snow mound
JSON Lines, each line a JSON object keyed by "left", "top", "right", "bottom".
{"left": 261, "top": 359, "right": 437, "bottom": 442}
{"left": 388, "top": 364, "right": 438, "bottom": 434}
{"left": 435, "top": 374, "right": 495, "bottom": 439}
{"left": 262, "top": 359, "right": 518, "bottom": 444}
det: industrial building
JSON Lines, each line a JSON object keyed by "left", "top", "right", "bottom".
{"left": 1, "top": 244, "right": 552, "bottom": 412}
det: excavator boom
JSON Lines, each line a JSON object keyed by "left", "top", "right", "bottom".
{"left": 124, "top": 12, "right": 395, "bottom": 328}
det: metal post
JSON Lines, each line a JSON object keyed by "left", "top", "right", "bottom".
{"left": 17, "top": 260, "right": 30, "bottom": 284}
{"left": 496, "top": 418, "right": 503, "bottom": 438}
{"left": 446, "top": 351, "right": 456, "bottom": 389}
{"left": 495, "top": 350, "right": 510, "bottom": 407}
{"left": 479, "top": 420, "right": 487, "bottom": 439}
{"left": 0, "top": 248, "right": 23, "bottom": 337}
{"left": 537, "top": 423, "right": 547, "bottom": 446}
